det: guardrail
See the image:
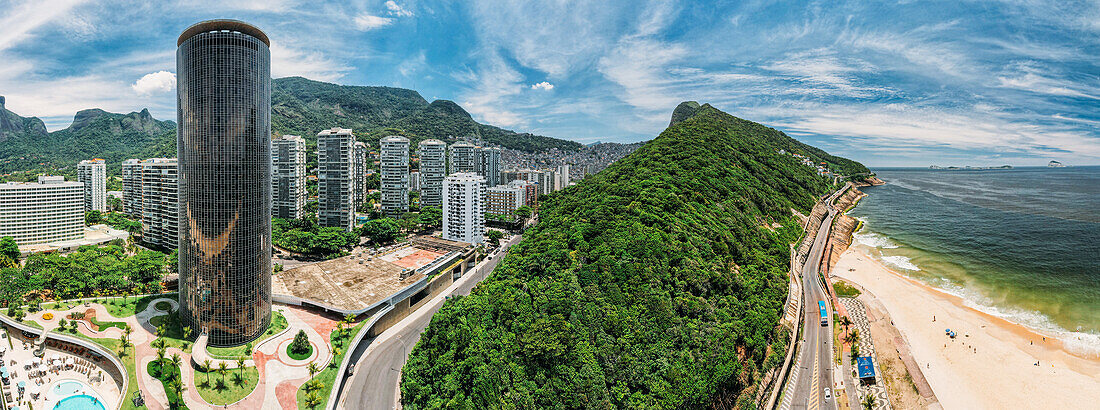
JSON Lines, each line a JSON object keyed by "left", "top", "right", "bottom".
{"left": 0, "top": 314, "right": 129, "bottom": 410}
{"left": 327, "top": 305, "right": 393, "bottom": 410}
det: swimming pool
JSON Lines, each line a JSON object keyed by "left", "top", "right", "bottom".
{"left": 51, "top": 380, "right": 84, "bottom": 397}
{"left": 53, "top": 394, "right": 106, "bottom": 410}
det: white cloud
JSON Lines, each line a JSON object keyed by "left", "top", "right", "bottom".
{"left": 131, "top": 71, "right": 176, "bottom": 95}
{"left": 385, "top": 1, "right": 413, "bottom": 17}
{"left": 996, "top": 62, "right": 1100, "bottom": 100}
{"left": 270, "top": 44, "right": 352, "bottom": 82}
{"left": 0, "top": 0, "right": 88, "bottom": 52}
{"left": 530, "top": 81, "right": 554, "bottom": 90}
{"left": 460, "top": 53, "right": 525, "bottom": 127}
{"left": 353, "top": 14, "right": 394, "bottom": 31}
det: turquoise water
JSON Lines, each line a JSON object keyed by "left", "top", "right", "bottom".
{"left": 51, "top": 380, "right": 84, "bottom": 397}
{"left": 849, "top": 166, "right": 1100, "bottom": 357}
{"left": 53, "top": 395, "right": 105, "bottom": 410}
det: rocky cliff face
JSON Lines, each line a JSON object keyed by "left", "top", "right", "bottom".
{"left": 669, "top": 100, "right": 702, "bottom": 126}
{"left": 69, "top": 108, "right": 168, "bottom": 136}
{"left": 0, "top": 96, "right": 48, "bottom": 142}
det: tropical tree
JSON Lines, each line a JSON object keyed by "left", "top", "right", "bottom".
{"left": 307, "top": 361, "right": 320, "bottom": 379}
{"left": 291, "top": 329, "right": 311, "bottom": 355}
{"left": 170, "top": 353, "right": 182, "bottom": 369}
{"left": 861, "top": 394, "right": 877, "bottom": 409}
{"left": 305, "top": 392, "right": 322, "bottom": 408}
{"left": 0, "top": 236, "right": 19, "bottom": 263}
{"left": 203, "top": 359, "right": 212, "bottom": 385}
{"left": 839, "top": 315, "right": 853, "bottom": 334}
{"left": 515, "top": 205, "right": 532, "bottom": 219}
{"left": 244, "top": 342, "right": 253, "bottom": 357}
{"left": 236, "top": 357, "right": 246, "bottom": 376}
{"left": 218, "top": 362, "right": 228, "bottom": 383}
{"left": 156, "top": 347, "right": 166, "bottom": 365}
{"left": 486, "top": 230, "right": 504, "bottom": 247}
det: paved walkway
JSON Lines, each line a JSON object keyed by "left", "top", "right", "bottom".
{"left": 839, "top": 297, "right": 891, "bottom": 410}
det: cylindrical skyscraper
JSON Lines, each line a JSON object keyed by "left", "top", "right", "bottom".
{"left": 177, "top": 20, "right": 272, "bottom": 347}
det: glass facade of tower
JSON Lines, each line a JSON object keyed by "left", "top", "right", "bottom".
{"left": 176, "top": 20, "right": 272, "bottom": 347}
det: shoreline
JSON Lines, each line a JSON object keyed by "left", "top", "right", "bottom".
{"left": 833, "top": 246, "right": 1100, "bottom": 409}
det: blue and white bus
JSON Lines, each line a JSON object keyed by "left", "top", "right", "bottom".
{"left": 819, "top": 301, "right": 828, "bottom": 326}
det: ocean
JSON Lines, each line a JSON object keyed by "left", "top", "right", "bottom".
{"left": 848, "top": 166, "right": 1100, "bottom": 357}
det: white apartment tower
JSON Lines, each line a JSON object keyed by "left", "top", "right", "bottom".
{"left": 417, "top": 139, "right": 447, "bottom": 208}
{"left": 77, "top": 159, "right": 107, "bottom": 213}
{"left": 122, "top": 159, "right": 143, "bottom": 219}
{"left": 442, "top": 173, "right": 485, "bottom": 244}
{"left": 353, "top": 141, "right": 369, "bottom": 209}
{"left": 272, "top": 135, "right": 307, "bottom": 219}
{"left": 140, "top": 158, "right": 179, "bottom": 249}
{"left": 449, "top": 141, "right": 478, "bottom": 174}
{"left": 317, "top": 128, "right": 356, "bottom": 230}
{"left": 380, "top": 135, "right": 410, "bottom": 217}
{"left": 477, "top": 147, "right": 502, "bottom": 187}
{"left": 0, "top": 176, "right": 84, "bottom": 245}
{"left": 556, "top": 164, "right": 571, "bottom": 190}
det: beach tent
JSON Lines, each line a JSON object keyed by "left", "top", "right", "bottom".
{"left": 856, "top": 356, "right": 876, "bottom": 380}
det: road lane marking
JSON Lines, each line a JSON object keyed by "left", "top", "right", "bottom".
{"left": 809, "top": 340, "right": 820, "bottom": 410}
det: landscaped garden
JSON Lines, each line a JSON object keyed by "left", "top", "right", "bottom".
{"left": 296, "top": 318, "right": 367, "bottom": 409}
{"left": 206, "top": 311, "right": 288, "bottom": 359}
{"left": 148, "top": 353, "right": 189, "bottom": 409}
{"left": 193, "top": 360, "right": 259, "bottom": 405}
{"left": 287, "top": 329, "right": 313, "bottom": 360}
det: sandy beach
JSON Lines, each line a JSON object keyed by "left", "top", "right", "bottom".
{"left": 832, "top": 246, "right": 1100, "bottom": 409}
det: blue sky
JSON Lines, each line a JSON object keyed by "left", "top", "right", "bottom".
{"left": 1, "top": 0, "right": 1098, "bottom": 167}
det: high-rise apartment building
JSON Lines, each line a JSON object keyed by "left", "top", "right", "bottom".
{"left": 538, "top": 170, "right": 556, "bottom": 195}
{"left": 556, "top": 164, "right": 571, "bottom": 190}
{"left": 177, "top": 19, "right": 272, "bottom": 347}
{"left": 122, "top": 159, "right": 143, "bottom": 219}
{"left": 410, "top": 171, "right": 421, "bottom": 192}
{"left": 417, "top": 139, "right": 446, "bottom": 208}
{"left": 77, "top": 159, "right": 107, "bottom": 213}
{"left": 0, "top": 176, "right": 84, "bottom": 245}
{"left": 449, "top": 141, "right": 477, "bottom": 173}
{"left": 353, "top": 141, "right": 369, "bottom": 209}
{"left": 485, "top": 182, "right": 526, "bottom": 219}
{"left": 140, "top": 158, "right": 179, "bottom": 249}
{"left": 442, "top": 173, "right": 485, "bottom": 244}
{"left": 380, "top": 135, "right": 410, "bottom": 216}
{"left": 477, "top": 147, "right": 502, "bottom": 186}
{"left": 317, "top": 128, "right": 356, "bottom": 231}
{"left": 272, "top": 135, "right": 307, "bottom": 219}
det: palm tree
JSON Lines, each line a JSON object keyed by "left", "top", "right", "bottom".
{"left": 170, "top": 353, "right": 182, "bottom": 370}
{"left": 123, "top": 325, "right": 133, "bottom": 346}
{"left": 203, "top": 359, "right": 212, "bottom": 385}
{"left": 156, "top": 347, "right": 166, "bottom": 366}
{"left": 861, "top": 394, "right": 877, "bottom": 409}
{"left": 839, "top": 315, "right": 853, "bottom": 334}
{"left": 305, "top": 392, "right": 322, "bottom": 409}
{"left": 307, "top": 361, "right": 319, "bottom": 380}
{"left": 218, "top": 362, "right": 228, "bottom": 384}
{"left": 235, "top": 357, "right": 246, "bottom": 376}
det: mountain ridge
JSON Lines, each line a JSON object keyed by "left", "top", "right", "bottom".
{"left": 400, "top": 102, "right": 864, "bottom": 408}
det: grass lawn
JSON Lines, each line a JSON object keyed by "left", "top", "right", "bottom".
{"left": 147, "top": 359, "right": 190, "bottom": 409}
{"left": 83, "top": 336, "right": 146, "bottom": 410}
{"left": 149, "top": 314, "right": 194, "bottom": 353}
{"left": 833, "top": 280, "right": 861, "bottom": 298}
{"left": 207, "top": 311, "right": 287, "bottom": 359}
{"left": 154, "top": 301, "right": 172, "bottom": 311}
{"left": 101, "top": 293, "right": 176, "bottom": 318}
{"left": 296, "top": 320, "right": 367, "bottom": 409}
{"left": 193, "top": 365, "right": 259, "bottom": 405}
{"left": 89, "top": 315, "right": 128, "bottom": 331}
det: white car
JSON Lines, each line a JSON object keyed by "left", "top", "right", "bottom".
{"left": 823, "top": 388, "right": 832, "bottom": 400}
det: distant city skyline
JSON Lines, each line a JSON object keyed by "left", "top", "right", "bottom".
{"left": 1, "top": 1, "right": 1098, "bottom": 166}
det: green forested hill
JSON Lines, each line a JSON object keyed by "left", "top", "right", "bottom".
{"left": 671, "top": 101, "right": 869, "bottom": 176}
{"left": 0, "top": 77, "right": 581, "bottom": 174}
{"left": 401, "top": 104, "right": 855, "bottom": 408}
{"left": 271, "top": 77, "right": 582, "bottom": 152}
{"left": 0, "top": 108, "right": 175, "bottom": 174}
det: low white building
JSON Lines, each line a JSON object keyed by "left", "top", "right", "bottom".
{"left": 0, "top": 176, "right": 84, "bottom": 245}
{"left": 442, "top": 173, "right": 485, "bottom": 244}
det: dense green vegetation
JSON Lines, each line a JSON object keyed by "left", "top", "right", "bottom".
{"left": 0, "top": 107, "right": 175, "bottom": 174}
{"left": 833, "top": 280, "right": 861, "bottom": 298}
{"left": 148, "top": 356, "right": 189, "bottom": 409}
{"left": 671, "top": 101, "right": 869, "bottom": 176}
{"left": 401, "top": 104, "right": 859, "bottom": 408}
{"left": 273, "top": 77, "right": 582, "bottom": 153}
{"left": 272, "top": 217, "right": 360, "bottom": 257}
{"left": 0, "top": 245, "right": 169, "bottom": 307}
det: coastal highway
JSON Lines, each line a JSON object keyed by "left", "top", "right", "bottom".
{"left": 338, "top": 233, "right": 523, "bottom": 410}
{"left": 782, "top": 186, "right": 847, "bottom": 410}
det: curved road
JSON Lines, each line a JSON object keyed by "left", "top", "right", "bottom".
{"left": 339, "top": 234, "right": 522, "bottom": 410}
{"left": 783, "top": 186, "right": 847, "bottom": 410}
